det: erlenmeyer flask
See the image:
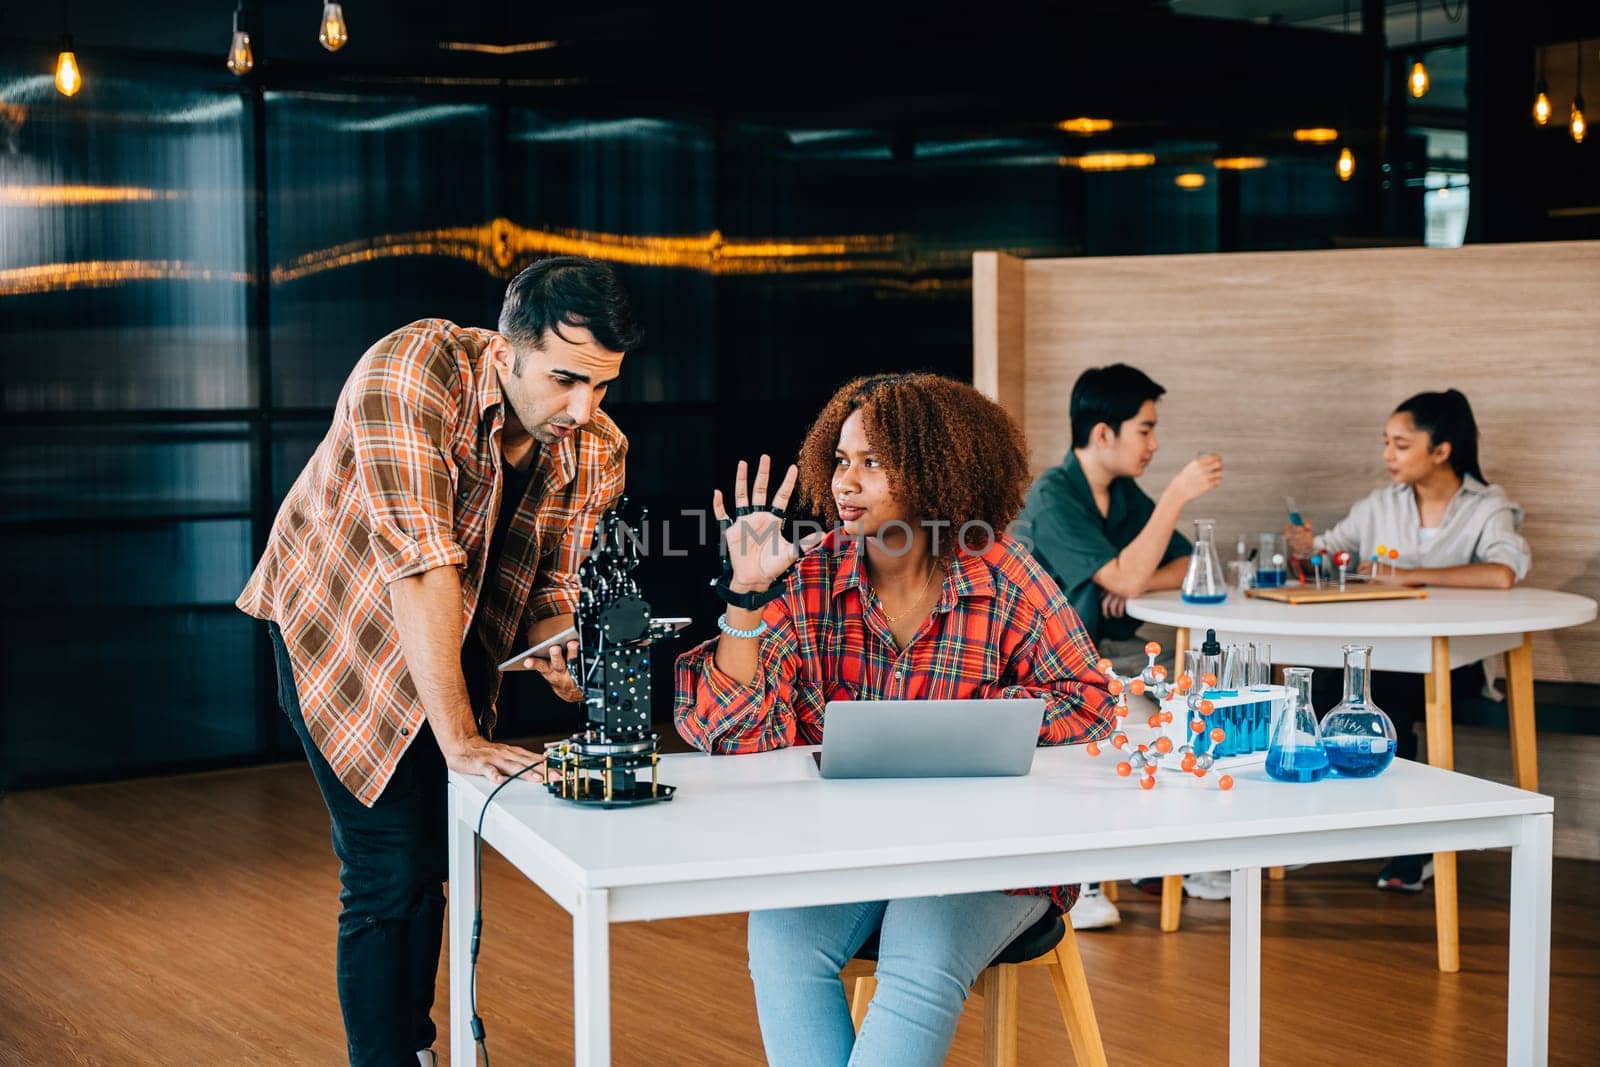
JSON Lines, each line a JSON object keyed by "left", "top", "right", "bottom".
{"left": 1180, "top": 519, "right": 1227, "bottom": 604}
{"left": 1265, "top": 667, "right": 1328, "bottom": 782}
{"left": 1319, "top": 644, "right": 1397, "bottom": 777}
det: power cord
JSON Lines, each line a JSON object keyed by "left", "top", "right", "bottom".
{"left": 470, "top": 759, "right": 542, "bottom": 1066}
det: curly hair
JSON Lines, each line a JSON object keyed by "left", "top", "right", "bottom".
{"left": 795, "top": 373, "right": 1032, "bottom": 557}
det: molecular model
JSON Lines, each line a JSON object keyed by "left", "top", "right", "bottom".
{"left": 1083, "top": 641, "right": 1236, "bottom": 791}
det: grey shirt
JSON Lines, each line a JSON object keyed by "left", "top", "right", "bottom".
{"left": 1313, "top": 475, "right": 1531, "bottom": 580}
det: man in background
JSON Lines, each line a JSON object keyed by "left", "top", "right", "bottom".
{"left": 1015, "top": 362, "right": 1223, "bottom": 926}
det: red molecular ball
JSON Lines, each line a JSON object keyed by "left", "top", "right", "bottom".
{"left": 1154, "top": 737, "right": 1173, "bottom": 754}
{"left": 1144, "top": 641, "right": 1161, "bottom": 656}
{"left": 1139, "top": 775, "right": 1156, "bottom": 790}
{"left": 1085, "top": 741, "right": 1101, "bottom": 757}
{"left": 1147, "top": 714, "right": 1163, "bottom": 729}
{"left": 1210, "top": 727, "right": 1226, "bottom": 743}
{"left": 1111, "top": 734, "right": 1130, "bottom": 749}
{"left": 1198, "top": 699, "right": 1215, "bottom": 717}
{"left": 1193, "top": 767, "right": 1208, "bottom": 778}
{"left": 1218, "top": 775, "right": 1235, "bottom": 791}
{"left": 1116, "top": 762, "right": 1133, "bottom": 777}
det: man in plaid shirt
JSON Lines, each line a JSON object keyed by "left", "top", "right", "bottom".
{"left": 238, "top": 256, "right": 639, "bottom": 1066}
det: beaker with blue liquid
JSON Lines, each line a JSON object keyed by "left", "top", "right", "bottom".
{"left": 1319, "top": 644, "right": 1397, "bottom": 777}
{"left": 1256, "top": 531, "right": 1289, "bottom": 589}
{"left": 1181, "top": 520, "right": 1228, "bottom": 604}
{"left": 1265, "top": 667, "right": 1329, "bottom": 782}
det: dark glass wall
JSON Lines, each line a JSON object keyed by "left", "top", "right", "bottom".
{"left": 2, "top": 36, "right": 1384, "bottom": 788}
{"left": 0, "top": 58, "right": 259, "bottom": 785}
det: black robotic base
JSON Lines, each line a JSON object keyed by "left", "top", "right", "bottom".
{"left": 545, "top": 730, "right": 676, "bottom": 808}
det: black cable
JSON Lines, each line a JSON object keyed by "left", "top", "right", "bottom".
{"left": 471, "top": 759, "right": 543, "bottom": 1066}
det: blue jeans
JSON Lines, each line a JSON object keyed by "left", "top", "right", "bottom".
{"left": 269, "top": 622, "right": 446, "bottom": 1066}
{"left": 747, "top": 891, "right": 1050, "bottom": 1067}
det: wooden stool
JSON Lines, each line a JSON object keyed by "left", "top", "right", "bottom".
{"left": 840, "top": 909, "right": 1106, "bottom": 1067}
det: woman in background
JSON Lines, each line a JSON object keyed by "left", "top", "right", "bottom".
{"left": 1288, "top": 388, "right": 1530, "bottom": 891}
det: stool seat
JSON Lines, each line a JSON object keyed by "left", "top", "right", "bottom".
{"left": 851, "top": 909, "right": 1065, "bottom": 968}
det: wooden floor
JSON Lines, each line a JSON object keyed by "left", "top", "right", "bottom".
{"left": 2, "top": 756, "right": 1597, "bottom": 1066}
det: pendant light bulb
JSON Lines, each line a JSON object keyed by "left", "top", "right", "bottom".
{"left": 54, "top": 42, "right": 82, "bottom": 96}
{"left": 1533, "top": 85, "right": 1552, "bottom": 125}
{"left": 1337, "top": 145, "right": 1355, "bottom": 181}
{"left": 319, "top": 2, "right": 349, "bottom": 51}
{"left": 227, "top": 8, "right": 254, "bottom": 76}
{"left": 1409, "top": 59, "right": 1430, "bottom": 99}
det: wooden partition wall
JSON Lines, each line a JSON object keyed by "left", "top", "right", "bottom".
{"left": 973, "top": 241, "right": 1600, "bottom": 685}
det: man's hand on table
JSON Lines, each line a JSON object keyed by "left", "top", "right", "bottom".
{"left": 440, "top": 734, "right": 548, "bottom": 785}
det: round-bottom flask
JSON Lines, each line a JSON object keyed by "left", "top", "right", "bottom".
{"left": 1319, "top": 644, "right": 1397, "bottom": 778}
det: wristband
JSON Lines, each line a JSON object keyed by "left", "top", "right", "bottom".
{"left": 717, "top": 612, "right": 769, "bottom": 640}
{"left": 711, "top": 572, "right": 789, "bottom": 610}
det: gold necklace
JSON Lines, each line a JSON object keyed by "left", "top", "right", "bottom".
{"left": 875, "top": 561, "right": 942, "bottom": 624}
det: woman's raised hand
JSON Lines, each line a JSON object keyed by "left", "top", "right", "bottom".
{"left": 713, "top": 455, "right": 825, "bottom": 593}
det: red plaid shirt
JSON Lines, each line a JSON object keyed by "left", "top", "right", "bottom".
{"left": 239, "top": 319, "right": 626, "bottom": 806}
{"left": 674, "top": 531, "right": 1115, "bottom": 913}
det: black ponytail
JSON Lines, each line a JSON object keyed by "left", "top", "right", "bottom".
{"left": 1394, "top": 389, "right": 1485, "bottom": 483}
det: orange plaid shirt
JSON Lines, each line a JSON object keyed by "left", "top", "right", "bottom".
{"left": 238, "top": 319, "right": 626, "bottom": 806}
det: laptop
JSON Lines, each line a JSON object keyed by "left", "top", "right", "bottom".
{"left": 812, "top": 699, "right": 1046, "bottom": 779}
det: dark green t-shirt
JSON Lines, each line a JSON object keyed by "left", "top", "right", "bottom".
{"left": 1015, "top": 453, "right": 1191, "bottom": 645}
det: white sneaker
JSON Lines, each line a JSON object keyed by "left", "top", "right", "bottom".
{"left": 1182, "top": 871, "right": 1233, "bottom": 900}
{"left": 1069, "top": 886, "right": 1121, "bottom": 930}
{"left": 417, "top": 1051, "right": 437, "bottom": 1067}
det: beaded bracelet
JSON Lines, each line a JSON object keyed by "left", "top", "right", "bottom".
{"left": 717, "top": 613, "right": 769, "bottom": 640}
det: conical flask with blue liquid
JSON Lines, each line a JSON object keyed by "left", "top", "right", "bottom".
{"left": 1180, "top": 519, "right": 1227, "bottom": 604}
{"left": 1265, "top": 667, "right": 1329, "bottom": 782}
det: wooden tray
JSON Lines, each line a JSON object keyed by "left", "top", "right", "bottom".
{"left": 1246, "top": 585, "right": 1428, "bottom": 605}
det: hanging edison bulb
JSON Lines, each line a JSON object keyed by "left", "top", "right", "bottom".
{"left": 1337, "top": 145, "right": 1355, "bottom": 181}
{"left": 1409, "top": 59, "right": 1430, "bottom": 98}
{"left": 1573, "top": 97, "right": 1588, "bottom": 144}
{"left": 319, "top": 2, "right": 349, "bottom": 51}
{"left": 54, "top": 39, "right": 82, "bottom": 96}
{"left": 226, "top": 7, "right": 254, "bottom": 76}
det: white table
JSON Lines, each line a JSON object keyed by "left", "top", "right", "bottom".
{"left": 1125, "top": 586, "right": 1594, "bottom": 968}
{"left": 447, "top": 746, "right": 1553, "bottom": 1066}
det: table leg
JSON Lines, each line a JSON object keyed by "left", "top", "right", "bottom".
{"left": 574, "top": 888, "right": 612, "bottom": 1066}
{"left": 1229, "top": 867, "right": 1262, "bottom": 1067}
{"left": 1507, "top": 813, "right": 1552, "bottom": 1067}
{"left": 1160, "top": 875, "right": 1184, "bottom": 933}
{"left": 1425, "top": 635, "right": 1460, "bottom": 974}
{"left": 1506, "top": 633, "right": 1539, "bottom": 792}
{"left": 1156, "top": 627, "right": 1191, "bottom": 935}
{"left": 448, "top": 787, "right": 476, "bottom": 1067}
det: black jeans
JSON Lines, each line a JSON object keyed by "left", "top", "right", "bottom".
{"left": 269, "top": 622, "right": 447, "bottom": 1066}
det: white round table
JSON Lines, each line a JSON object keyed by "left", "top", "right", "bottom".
{"left": 1125, "top": 585, "right": 1596, "bottom": 971}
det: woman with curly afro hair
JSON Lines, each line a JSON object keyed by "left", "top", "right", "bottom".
{"left": 674, "top": 372, "right": 1114, "bottom": 1067}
